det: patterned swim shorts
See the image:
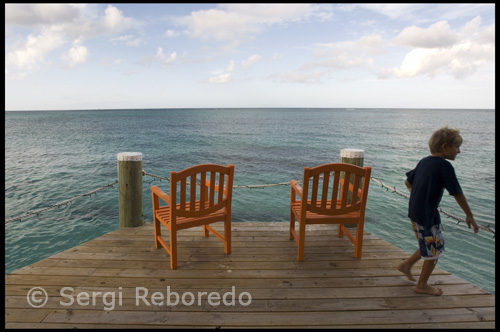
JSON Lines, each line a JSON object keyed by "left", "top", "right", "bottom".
{"left": 411, "top": 220, "right": 445, "bottom": 260}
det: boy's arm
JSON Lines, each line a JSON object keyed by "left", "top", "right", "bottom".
{"left": 405, "top": 180, "right": 412, "bottom": 193}
{"left": 453, "top": 194, "right": 479, "bottom": 233}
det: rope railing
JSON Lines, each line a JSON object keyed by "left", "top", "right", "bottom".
{"left": 5, "top": 180, "right": 118, "bottom": 224}
{"left": 370, "top": 177, "right": 495, "bottom": 237}
{"left": 233, "top": 182, "right": 291, "bottom": 188}
{"left": 142, "top": 171, "right": 169, "bottom": 182}
{"left": 6, "top": 171, "right": 495, "bottom": 238}
{"left": 142, "top": 171, "right": 495, "bottom": 236}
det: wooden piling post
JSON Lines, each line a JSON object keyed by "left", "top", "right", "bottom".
{"left": 341, "top": 149, "right": 365, "bottom": 204}
{"left": 117, "top": 152, "right": 144, "bottom": 228}
{"left": 341, "top": 148, "right": 364, "bottom": 167}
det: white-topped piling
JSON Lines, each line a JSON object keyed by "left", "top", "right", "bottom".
{"left": 117, "top": 152, "right": 144, "bottom": 228}
{"left": 340, "top": 148, "right": 364, "bottom": 167}
{"left": 341, "top": 149, "right": 365, "bottom": 204}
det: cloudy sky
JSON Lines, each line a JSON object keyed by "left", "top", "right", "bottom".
{"left": 5, "top": 3, "right": 495, "bottom": 111}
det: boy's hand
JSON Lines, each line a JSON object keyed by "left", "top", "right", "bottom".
{"left": 453, "top": 194, "right": 478, "bottom": 233}
{"left": 465, "top": 215, "right": 479, "bottom": 234}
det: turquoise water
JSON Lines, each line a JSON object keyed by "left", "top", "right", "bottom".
{"left": 5, "top": 108, "right": 495, "bottom": 294}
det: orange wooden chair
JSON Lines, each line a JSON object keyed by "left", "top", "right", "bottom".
{"left": 290, "top": 163, "right": 371, "bottom": 261}
{"left": 151, "top": 164, "right": 235, "bottom": 269}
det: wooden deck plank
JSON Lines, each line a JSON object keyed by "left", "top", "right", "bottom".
{"left": 21, "top": 308, "right": 496, "bottom": 326}
{"left": 7, "top": 293, "right": 494, "bottom": 311}
{"left": 5, "top": 221, "right": 494, "bottom": 328}
{"left": 5, "top": 321, "right": 496, "bottom": 329}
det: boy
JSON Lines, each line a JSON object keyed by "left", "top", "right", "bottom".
{"left": 397, "top": 126, "right": 478, "bottom": 296}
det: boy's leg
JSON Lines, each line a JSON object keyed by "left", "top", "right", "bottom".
{"left": 397, "top": 249, "right": 420, "bottom": 281}
{"left": 415, "top": 259, "right": 443, "bottom": 296}
{"left": 397, "top": 220, "right": 422, "bottom": 281}
{"left": 407, "top": 221, "right": 444, "bottom": 295}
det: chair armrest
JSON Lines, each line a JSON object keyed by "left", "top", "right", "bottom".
{"left": 291, "top": 180, "right": 303, "bottom": 199}
{"left": 151, "top": 186, "right": 170, "bottom": 204}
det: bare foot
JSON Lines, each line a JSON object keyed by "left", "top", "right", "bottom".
{"left": 414, "top": 284, "right": 443, "bottom": 296}
{"left": 397, "top": 263, "right": 416, "bottom": 281}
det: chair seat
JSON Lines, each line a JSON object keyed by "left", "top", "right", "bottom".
{"left": 155, "top": 204, "right": 226, "bottom": 230}
{"left": 290, "top": 202, "right": 360, "bottom": 223}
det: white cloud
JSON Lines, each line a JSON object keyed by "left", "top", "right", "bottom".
{"left": 102, "top": 5, "right": 133, "bottom": 33}
{"left": 163, "top": 52, "right": 177, "bottom": 66}
{"left": 109, "top": 34, "right": 144, "bottom": 47}
{"left": 183, "top": 9, "right": 247, "bottom": 43}
{"left": 381, "top": 40, "right": 494, "bottom": 79}
{"left": 61, "top": 40, "right": 89, "bottom": 68}
{"left": 380, "top": 17, "right": 495, "bottom": 79}
{"left": 225, "top": 60, "right": 235, "bottom": 73}
{"left": 165, "top": 29, "right": 180, "bottom": 38}
{"left": 241, "top": 54, "right": 261, "bottom": 69}
{"left": 394, "top": 21, "right": 458, "bottom": 48}
{"left": 5, "top": 3, "right": 82, "bottom": 27}
{"left": 208, "top": 72, "right": 232, "bottom": 84}
{"left": 359, "top": 3, "right": 492, "bottom": 24}
{"left": 156, "top": 47, "right": 177, "bottom": 66}
{"left": 5, "top": 26, "right": 65, "bottom": 71}
{"left": 208, "top": 60, "right": 235, "bottom": 83}
{"left": 311, "top": 34, "right": 385, "bottom": 68}
{"left": 475, "top": 21, "right": 495, "bottom": 45}
{"left": 270, "top": 13, "right": 494, "bottom": 84}
{"left": 218, "top": 3, "right": 331, "bottom": 25}
{"left": 358, "top": 4, "right": 421, "bottom": 20}
{"left": 111, "top": 35, "right": 134, "bottom": 42}
{"left": 461, "top": 15, "right": 482, "bottom": 37}
{"left": 180, "top": 4, "right": 333, "bottom": 51}
{"left": 271, "top": 34, "right": 385, "bottom": 83}
{"left": 156, "top": 47, "right": 164, "bottom": 59}
{"left": 5, "top": 4, "right": 135, "bottom": 77}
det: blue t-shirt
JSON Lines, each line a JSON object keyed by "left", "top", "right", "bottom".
{"left": 406, "top": 156, "right": 463, "bottom": 228}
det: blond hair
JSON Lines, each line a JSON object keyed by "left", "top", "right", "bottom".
{"left": 428, "top": 126, "right": 463, "bottom": 154}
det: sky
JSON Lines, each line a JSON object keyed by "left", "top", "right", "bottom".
{"left": 4, "top": 3, "right": 496, "bottom": 111}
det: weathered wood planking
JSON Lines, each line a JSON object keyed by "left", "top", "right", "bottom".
{"left": 5, "top": 222, "right": 495, "bottom": 328}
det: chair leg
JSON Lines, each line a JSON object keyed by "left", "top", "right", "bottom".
{"left": 297, "top": 219, "right": 306, "bottom": 261}
{"left": 289, "top": 209, "right": 295, "bottom": 240}
{"left": 354, "top": 245, "right": 362, "bottom": 259}
{"left": 337, "top": 224, "right": 344, "bottom": 238}
{"left": 354, "top": 223, "right": 364, "bottom": 259}
{"left": 170, "top": 229, "right": 177, "bottom": 269}
{"left": 203, "top": 225, "right": 209, "bottom": 237}
{"left": 224, "top": 218, "right": 231, "bottom": 254}
{"left": 153, "top": 217, "right": 162, "bottom": 249}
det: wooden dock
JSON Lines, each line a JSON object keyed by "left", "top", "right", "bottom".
{"left": 5, "top": 222, "right": 495, "bottom": 328}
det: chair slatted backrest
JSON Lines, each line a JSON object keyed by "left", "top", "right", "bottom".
{"left": 170, "top": 164, "right": 234, "bottom": 219}
{"left": 302, "top": 163, "right": 370, "bottom": 216}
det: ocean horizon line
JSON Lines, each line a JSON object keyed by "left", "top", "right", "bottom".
{"left": 4, "top": 107, "right": 495, "bottom": 112}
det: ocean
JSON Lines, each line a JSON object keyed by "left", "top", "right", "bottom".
{"left": 4, "top": 108, "right": 495, "bottom": 294}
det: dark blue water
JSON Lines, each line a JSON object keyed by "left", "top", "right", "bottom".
{"left": 5, "top": 108, "right": 495, "bottom": 294}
